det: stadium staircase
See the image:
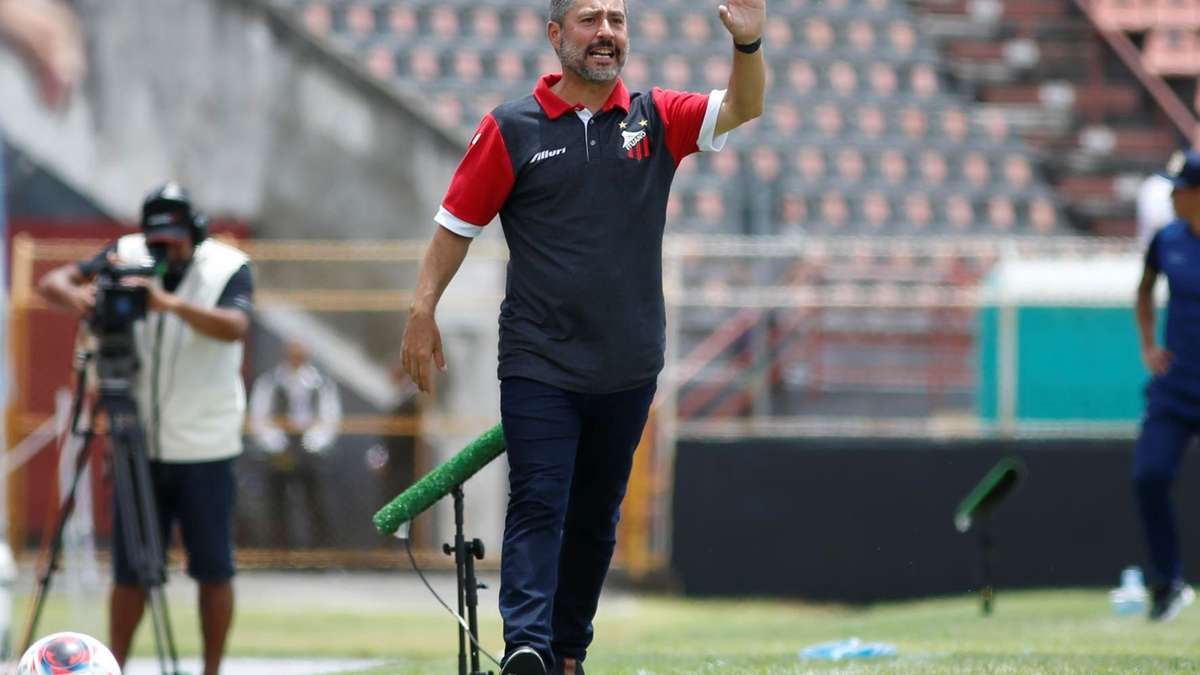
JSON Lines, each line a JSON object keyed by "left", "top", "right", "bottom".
{"left": 912, "top": 0, "right": 1194, "bottom": 236}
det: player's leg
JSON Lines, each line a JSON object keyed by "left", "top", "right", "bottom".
{"left": 175, "top": 458, "right": 237, "bottom": 675}
{"left": 550, "top": 379, "right": 656, "bottom": 668}
{"left": 1133, "top": 404, "right": 1192, "bottom": 591}
{"left": 499, "top": 377, "right": 584, "bottom": 673}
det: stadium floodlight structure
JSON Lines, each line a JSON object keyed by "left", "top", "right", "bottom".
{"left": 954, "top": 457, "right": 1025, "bottom": 616}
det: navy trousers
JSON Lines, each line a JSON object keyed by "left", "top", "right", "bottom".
{"left": 499, "top": 376, "right": 656, "bottom": 669}
{"left": 1134, "top": 388, "right": 1200, "bottom": 586}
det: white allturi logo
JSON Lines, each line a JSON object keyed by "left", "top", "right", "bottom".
{"left": 530, "top": 147, "right": 567, "bottom": 164}
{"left": 621, "top": 129, "right": 647, "bottom": 151}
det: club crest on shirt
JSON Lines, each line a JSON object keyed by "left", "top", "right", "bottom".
{"left": 620, "top": 118, "right": 652, "bottom": 160}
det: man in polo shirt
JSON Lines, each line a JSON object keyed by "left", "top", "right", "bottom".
{"left": 1134, "top": 149, "right": 1200, "bottom": 622}
{"left": 400, "top": 0, "right": 765, "bottom": 672}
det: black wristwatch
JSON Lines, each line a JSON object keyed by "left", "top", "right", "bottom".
{"left": 735, "top": 36, "right": 762, "bottom": 54}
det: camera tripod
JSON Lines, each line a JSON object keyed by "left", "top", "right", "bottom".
{"left": 21, "top": 330, "right": 182, "bottom": 675}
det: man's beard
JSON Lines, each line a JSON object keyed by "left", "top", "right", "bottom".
{"left": 556, "top": 37, "right": 626, "bottom": 83}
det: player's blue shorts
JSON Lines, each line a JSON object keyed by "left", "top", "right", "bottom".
{"left": 113, "top": 458, "right": 236, "bottom": 584}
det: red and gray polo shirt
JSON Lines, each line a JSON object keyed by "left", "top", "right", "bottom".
{"left": 436, "top": 73, "right": 729, "bottom": 394}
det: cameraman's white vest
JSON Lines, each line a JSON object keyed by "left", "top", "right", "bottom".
{"left": 116, "top": 234, "right": 249, "bottom": 463}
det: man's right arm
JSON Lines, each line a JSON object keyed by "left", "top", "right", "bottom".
{"left": 401, "top": 226, "right": 472, "bottom": 393}
{"left": 37, "top": 262, "right": 95, "bottom": 314}
{"left": 1136, "top": 256, "right": 1169, "bottom": 376}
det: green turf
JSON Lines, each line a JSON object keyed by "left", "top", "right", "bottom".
{"left": 18, "top": 588, "right": 1200, "bottom": 673}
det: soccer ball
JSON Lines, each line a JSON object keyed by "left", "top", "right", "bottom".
{"left": 17, "top": 632, "right": 121, "bottom": 674}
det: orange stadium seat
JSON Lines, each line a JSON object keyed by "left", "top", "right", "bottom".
{"left": 943, "top": 192, "right": 977, "bottom": 232}
{"left": 303, "top": 1, "right": 332, "bottom": 36}
{"left": 795, "top": 145, "right": 827, "bottom": 183}
{"left": 887, "top": 19, "right": 917, "bottom": 56}
{"left": 902, "top": 191, "right": 934, "bottom": 231}
{"left": 453, "top": 50, "right": 484, "bottom": 84}
{"left": 1155, "top": 0, "right": 1200, "bottom": 28}
{"left": 961, "top": 151, "right": 992, "bottom": 189}
{"left": 1092, "top": 0, "right": 1156, "bottom": 30}
{"left": 986, "top": 194, "right": 1017, "bottom": 232}
{"left": 365, "top": 45, "right": 395, "bottom": 80}
{"left": 918, "top": 149, "right": 949, "bottom": 187}
{"left": 429, "top": 5, "right": 459, "bottom": 39}
{"left": 846, "top": 19, "right": 877, "bottom": 53}
{"left": 1143, "top": 29, "right": 1200, "bottom": 76}
{"left": 679, "top": 11, "right": 713, "bottom": 46}
{"left": 827, "top": 60, "right": 859, "bottom": 96}
{"left": 879, "top": 148, "right": 909, "bottom": 186}
{"left": 1002, "top": 154, "right": 1034, "bottom": 189}
{"left": 909, "top": 62, "right": 940, "bottom": 98}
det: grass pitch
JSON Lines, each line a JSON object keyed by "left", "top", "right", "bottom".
{"left": 19, "top": 585, "right": 1200, "bottom": 673}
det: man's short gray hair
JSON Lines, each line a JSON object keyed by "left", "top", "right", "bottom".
{"left": 549, "top": 0, "right": 627, "bottom": 26}
{"left": 549, "top": 0, "right": 575, "bottom": 26}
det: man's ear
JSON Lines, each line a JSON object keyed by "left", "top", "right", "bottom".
{"left": 547, "top": 21, "right": 561, "bottom": 50}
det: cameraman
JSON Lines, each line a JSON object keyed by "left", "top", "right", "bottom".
{"left": 37, "top": 182, "right": 252, "bottom": 675}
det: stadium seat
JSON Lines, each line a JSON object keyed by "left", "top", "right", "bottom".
{"left": 900, "top": 105, "right": 928, "bottom": 140}
{"left": 986, "top": 194, "right": 1017, "bottom": 232}
{"left": 887, "top": 19, "right": 917, "bottom": 56}
{"left": 429, "top": 5, "right": 460, "bottom": 39}
{"left": 939, "top": 107, "right": 971, "bottom": 145}
{"left": 303, "top": 1, "right": 332, "bottom": 35}
{"left": 918, "top": 149, "right": 948, "bottom": 187}
{"left": 407, "top": 45, "right": 441, "bottom": 82}
{"left": 1155, "top": 0, "right": 1200, "bottom": 28}
{"left": 639, "top": 9, "right": 670, "bottom": 42}
{"left": 750, "top": 146, "right": 781, "bottom": 182}
{"left": 804, "top": 17, "right": 836, "bottom": 53}
{"left": 795, "top": 145, "right": 827, "bottom": 183}
{"left": 703, "top": 55, "right": 731, "bottom": 90}
{"left": 453, "top": 50, "right": 484, "bottom": 84}
{"left": 961, "top": 151, "right": 992, "bottom": 189}
{"left": 494, "top": 48, "right": 525, "bottom": 83}
{"left": 511, "top": 7, "right": 542, "bottom": 42}
{"left": 711, "top": 149, "right": 743, "bottom": 180}
{"left": 827, "top": 60, "right": 859, "bottom": 96}
{"left": 1092, "top": 0, "right": 1156, "bottom": 31}
{"left": 835, "top": 147, "right": 867, "bottom": 183}
{"left": 385, "top": 4, "right": 416, "bottom": 37}
{"left": 868, "top": 61, "right": 899, "bottom": 97}
{"left": 943, "top": 192, "right": 977, "bottom": 232}
{"left": 819, "top": 191, "right": 851, "bottom": 232}
{"left": 1027, "top": 194, "right": 1061, "bottom": 233}
{"left": 860, "top": 190, "right": 892, "bottom": 231}
{"left": 365, "top": 45, "right": 395, "bottom": 79}
{"left": 1143, "top": 29, "right": 1200, "bottom": 76}
{"left": 344, "top": 2, "right": 375, "bottom": 36}
{"left": 471, "top": 6, "right": 502, "bottom": 42}
{"left": 878, "top": 148, "right": 908, "bottom": 186}
{"left": 1002, "top": 154, "right": 1034, "bottom": 189}
{"left": 811, "top": 101, "right": 843, "bottom": 138}
{"left": 680, "top": 11, "right": 713, "bottom": 46}
{"left": 660, "top": 54, "right": 692, "bottom": 90}
{"left": 846, "top": 19, "right": 876, "bottom": 54}
{"left": 857, "top": 103, "right": 887, "bottom": 140}
{"left": 909, "top": 62, "right": 940, "bottom": 98}
{"left": 901, "top": 191, "right": 934, "bottom": 231}
{"left": 785, "top": 60, "right": 818, "bottom": 95}
{"left": 765, "top": 16, "right": 793, "bottom": 49}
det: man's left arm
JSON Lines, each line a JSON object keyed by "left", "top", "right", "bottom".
{"left": 129, "top": 263, "right": 253, "bottom": 342}
{"left": 715, "top": 0, "right": 766, "bottom": 136}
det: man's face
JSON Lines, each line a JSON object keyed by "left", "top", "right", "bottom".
{"left": 285, "top": 341, "right": 310, "bottom": 370}
{"left": 145, "top": 235, "right": 194, "bottom": 272}
{"left": 1173, "top": 185, "right": 1200, "bottom": 223}
{"left": 550, "top": 0, "right": 628, "bottom": 84}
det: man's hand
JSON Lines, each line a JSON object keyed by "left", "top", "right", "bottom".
{"left": 401, "top": 308, "right": 446, "bottom": 394}
{"left": 718, "top": 0, "right": 765, "bottom": 44}
{"left": 64, "top": 284, "right": 96, "bottom": 314}
{"left": 120, "top": 276, "right": 179, "bottom": 313}
{"left": 1143, "top": 345, "right": 1173, "bottom": 376}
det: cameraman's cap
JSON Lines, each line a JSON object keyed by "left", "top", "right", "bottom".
{"left": 1159, "top": 149, "right": 1200, "bottom": 189}
{"left": 142, "top": 212, "right": 192, "bottom": 241}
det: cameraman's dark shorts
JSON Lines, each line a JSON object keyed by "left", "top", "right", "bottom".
{"left": 113, "top": 457, "right": 236, "bottom": 585}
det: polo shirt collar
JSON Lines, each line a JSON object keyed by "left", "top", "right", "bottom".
{"left": 533, "top": 73, "right": 631, "bottom": 120}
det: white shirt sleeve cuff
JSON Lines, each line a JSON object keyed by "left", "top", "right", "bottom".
{"left": 698, "top": 89, "right": 730, "bottom": 153}
{"left": 435, "top": 206, "right": 485, "bottom": 238}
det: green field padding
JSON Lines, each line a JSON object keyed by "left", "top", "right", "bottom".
{"left": 372, "top": 423, "right": 506, "bottom": 536}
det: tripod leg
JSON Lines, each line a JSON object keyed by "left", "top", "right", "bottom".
{"left": 104, "top": 394, "right": 181, "bottom": 674}
{"left": 18, "top": 430, "right": 95, "bottom": 653}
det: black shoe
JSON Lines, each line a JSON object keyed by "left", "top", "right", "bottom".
{"left": 501, "top": 646, "right": 547, "bottom": 675}
{"left": 1149, "top": 582, "right": 1195, "bottom": 622}
{"left": 549, "top": 656, "right": 584, "bottom": 675}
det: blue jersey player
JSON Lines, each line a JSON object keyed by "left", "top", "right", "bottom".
{"left": 1134, "top": 149, "right": 1200, "bottom": 621}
